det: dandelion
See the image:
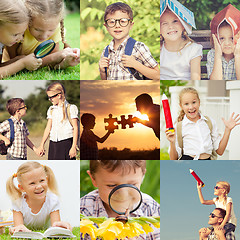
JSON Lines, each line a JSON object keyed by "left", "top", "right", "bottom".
{"left": 80, "top": 219, "right": 97, "bottom": 239}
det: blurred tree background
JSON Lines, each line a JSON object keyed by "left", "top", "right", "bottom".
{"left": 179, "top": 0, "right": 240, "bottom": 30}
{"left": 80, "top": 0, "right": 160, "bottom": 80}
{"left": 80, "top": 160, "right": 160, "bottom": 203}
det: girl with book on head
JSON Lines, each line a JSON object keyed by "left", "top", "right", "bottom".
{"left": 38, "top": 82, "right": 79, "bottom": 160}
{"left": 6, "top": 161, "right": 72, "bottom": 234}
{"left": 0, "top": 0, "right": 42, "bottom": 79}
{"left": 4, "top": 0, "right": 80, "bottom": 69}
{"left": 160, "top": 0, "right": 202, "bottom": 80}
{"left": 165, "top": 87, "right": 240, "bottom": 160}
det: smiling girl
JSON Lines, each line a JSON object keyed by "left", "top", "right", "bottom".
{"left": 160, "top": 8, "right": 202, "bottom": 80}
{"left": 6, "top": 161, "right": 71, "bottom": 233}
{"left": 165, "top": 87, "right": 240, "bottom": 160}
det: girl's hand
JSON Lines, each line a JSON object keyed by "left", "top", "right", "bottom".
{"left": 60, "top": 48, "right": 80, "bottom": 68}
{"left": 52, "top": 221, "right": 72, "bottom": 232}
{"left": 23, "top": 53, "right": 42, "bottom": 71}
{"left": 212, "top": 34, "right": 223, "bottom": 58}
{"left": 99, "top": 57, "right": 109, "bottom": 73}
{"left": 69, "top": 146, "right": 77, "bottom": 159}
{"left": 222, "top": 112, "right": 240, "bottom": 130}
{"left": 4, "top": 138, "right": 11, "bottom": 146}
{"left": 165, "top": 129, "right": 176, "bottom": 143}
{"left": 9, "top": 224, "right": 31, "bottom": 234}
{"left": 121, "top": 55, "right": 136, "bottom": 68}
{"left": 234, "top": 38, "right": 240, "bottom": 58}
{"left": 197, "top": 182, "right": 203, "bottom": 189}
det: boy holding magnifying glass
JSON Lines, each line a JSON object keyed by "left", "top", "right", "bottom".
{"left": 80, "top": 160, "right": 160, "bottom": 240}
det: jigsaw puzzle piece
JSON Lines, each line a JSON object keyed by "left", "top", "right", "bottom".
{"left": 104, "top": 114, "right": 118, "bottom": 132}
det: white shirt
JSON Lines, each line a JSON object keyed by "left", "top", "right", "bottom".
{"left": 11, "top": 192, "right": 60, "bottom": 230}
{"left": 160, "top": 42, "right": 203, "bottom": 80}
{"left": 0, "top": 43, "right": 4, "bottom": 54}
{"left": 213, "top": 197, "right": 237, "bottom": 226}
{"left": 169, "top": 114, "right": 221, "bottom": 159}
{"left": 47, "top": 100, "right": 78, "bottom": 142}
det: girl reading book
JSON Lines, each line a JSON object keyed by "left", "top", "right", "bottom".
{"left": 6, "top": 161, "right": 72, "bottom": 233}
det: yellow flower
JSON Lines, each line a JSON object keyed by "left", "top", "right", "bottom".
{"left": 142, "top": 223, "right": 154, "bottom": 234}
{"left": 152, "top": 222, "right": 160, "bottom": 228}
{"left": 80, "top": 219, "right": 97, "bottom": 239}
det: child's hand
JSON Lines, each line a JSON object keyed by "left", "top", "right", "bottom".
{"left": 9, "top": 224, "right": 31, "bottom": 234}
{"left": 99, "top": 57, "right": 109, "bottom": 73}
{"left": 23, "top": 53, "right": 42, "bottom": 71}
{"left": 234, "top": 38, "right": 240, "bottom": 58}
{"left": 165, "top": 128, "right": 176, "bottom": 143}
{"left": 212, "top": 34, "right": 223, "bottom": 58}
{"left": 107, "top": 129, "right": 114, "bottom": 134}
{"left": 52, "top": 221, "right": 72, "bottom": 231}
{"left": 4, "top": 138, "right": 11, "bottom": 146}
{"left": 60, "top": 48, "right": 80, "bottom": 68}
{"left": 197, "top": 182, "right": 203, "bottom": 189}
{"left": 121, "top": 55, "right": 136, "bottom": 68}
{"left": 222, "top": 112, "right": 240, "bottom": 131}
{"left": 69, "top": 146, "right": 77, "bottom": 159}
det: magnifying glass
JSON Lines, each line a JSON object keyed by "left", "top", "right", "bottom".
{"left": 34, "top": 39, "right": 56, "bottom": 58}
{"left": 108, "top": 184, "right": 142, "bottom": 223}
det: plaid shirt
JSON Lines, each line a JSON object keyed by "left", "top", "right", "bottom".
{"left": 80, "top": 129, "right": 98, "bottom": 160}
{"left": 0, "top": 116, "right": 29, "bottom": 159}
{"left": 101, "top": 36, "right": 158, "bottom": 80}
{"left": 206, "top": 49, "right": 237, "bottom": 80}
{"left": 80, "top": 189, "right": 160, "bottom": 240}
{"left": 208, "top": 229, "right": 235, "bottom": 240}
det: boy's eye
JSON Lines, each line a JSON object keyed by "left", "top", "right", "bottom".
{"left": 107, "top": 184, "right": 117, "bottom": 188}
{"left": 173, "top": 20, "right": 179, "bottom": 23}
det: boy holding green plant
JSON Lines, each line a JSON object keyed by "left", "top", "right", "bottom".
{"left": 80, "top": 160, "right": 160, "bottom": 239}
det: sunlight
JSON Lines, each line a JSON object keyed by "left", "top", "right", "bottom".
{"left": 134, "top": 111, "right": 149, "bottom": 121}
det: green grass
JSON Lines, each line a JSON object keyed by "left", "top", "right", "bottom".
{"left": 1, "top": 227, "right": 80, "bottom": 239}
{"left": 160, "top": 148, "right": 170, "bottom": 160}
{"left": 4, "top": 13, "right": 80, "bottom": 80}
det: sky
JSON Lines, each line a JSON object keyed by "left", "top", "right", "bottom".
{"left": 161, "top": 160, "right": 240, "bottom": 240}
{"left": 0, "top": 80, "right": 46, "bottom": 99}
{"left": 80, "top": 80, "right": 160, "bottom": 150}
{"left": 0, "top": 160, "right": 80, "bottom": 227}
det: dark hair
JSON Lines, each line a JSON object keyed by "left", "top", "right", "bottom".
{"left": 104, "top": 2, "right": 133, "bottom": 21}
{"left": 135, "top": 93, "right": 153, "bottom": 106}
{"left": 6, "top": 98, "right": 24, "bottom": 116}
{"left": 81, "top": 113, "right": 95, "bottom": 127}
{"left": 90, "top": 160, "right": 146, "bottom": 176}
{"left": 215, "top": 208, "right": 226, "bottom": 219}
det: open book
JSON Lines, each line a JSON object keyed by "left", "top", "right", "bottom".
{"left": 11, "top": 227, "right": 76, "bottom": 239}
{"left": 0, "top": 220, "right": 14, "bottom": 227}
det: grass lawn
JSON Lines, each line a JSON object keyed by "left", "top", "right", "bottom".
{"left": 4, "top": 13, "right": 80, "bottom": 80}
{"left": 1, "top": 227, "right": 80, "bottom": 239}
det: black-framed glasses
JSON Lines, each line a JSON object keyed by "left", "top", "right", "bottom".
{"left": 18, "top": 105, "right": 27, "bottom": 111}
{"left": 214, "top": 186, "right": 224, "bottom": 190}
{"left": 48, "top": 92, "right": 61, "bottom": 100}
{"left": 209, "top": 213, "right": 221, "bottom": 218}
{"left": 105, "top": 18, "right": 132, "bottom": 28}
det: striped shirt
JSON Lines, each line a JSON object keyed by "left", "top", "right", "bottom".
{"left": 101, "top": 36, "right": 158, "bottom": 80}
{"left": 206, "top": 49, "right": 237, "bottom": 80}
{"left": 208, "top": 229, "right": 235, "bottom": 240}
{"left": 80, "top": 189, "right": 160, "bottom": 240}
{"left": 0, "top": 116, "right": 29, "bottom": 159}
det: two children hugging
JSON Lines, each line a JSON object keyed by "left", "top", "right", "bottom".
{"left": 6, "top": 161, "right": 72, "bottom": 234}
{"left": 165, "top": 87, "right": 240, "bottom": 160}
{"left": 0, "top": 0, "right": 80, "bottom": 79}
{"left": 99, "top": 2, "right": 160, "bottom": 80}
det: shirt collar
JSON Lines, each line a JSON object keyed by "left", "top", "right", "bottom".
{"left": 109, "top": 35, "right": 130, "bottom": 52}
{"left": 10, "top": 115, "right": 24, "bottom": 125}
{"left": 51, "top": 100, "right": 69, "bottom": 109}
{"left": 182, "top": 112, "right": 207, "bottom": 124}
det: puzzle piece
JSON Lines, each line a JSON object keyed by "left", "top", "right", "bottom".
{"left": 104, "top": 114, "right": 118, "bottom": 131}
{"left": 117, "top": 115, "right": 137, "bottom": 129}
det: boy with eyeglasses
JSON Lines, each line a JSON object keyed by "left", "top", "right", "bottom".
{"left": 0, "top": 98, "right": 42, "bottom": 159}
{"left": 99, "top": 2, "right": 160, "bottom": 80}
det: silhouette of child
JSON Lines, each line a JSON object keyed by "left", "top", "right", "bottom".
{"left": 80, "top": 113, "right": 113, "bottom": 160}
{"left": 135, "top": 93, "right": 160, "bottom": 140}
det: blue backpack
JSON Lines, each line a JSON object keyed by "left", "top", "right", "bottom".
{"left": 104, "top": 37, "right": 149, "bottom": 80}
{"left": 0, "top": 119, "right": 14, "bottom": 155}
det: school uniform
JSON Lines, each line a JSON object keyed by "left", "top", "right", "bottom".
{"left": 169, "top": 113, "right": 221, "bottom": 160}
{"left": 47, "top": 100, "right": 78, "bottom": 160}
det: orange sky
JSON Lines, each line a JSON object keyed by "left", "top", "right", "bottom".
{"left": 80, "top": 80, "right": 160, "bottom": 150}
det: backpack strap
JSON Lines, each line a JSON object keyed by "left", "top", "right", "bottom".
{"left": 204, "top": 116, "right": 213, "bottom": 132}
{"left": 104, "top": 45, "right": 109, "bottom": 77}
{"left": 8, "top": 119, "right": 14, "bottom": 143}
{"left": 176, "top": 121, "right": 183, "bottom": 159}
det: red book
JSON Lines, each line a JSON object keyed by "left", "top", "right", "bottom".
{"left": 189, "top": 169, "right": 205, "bottom": 187}
{"left": 162, "top": 94, "right": 174, "bottom": 130}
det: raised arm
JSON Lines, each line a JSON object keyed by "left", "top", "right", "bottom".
{"left": 197, "top": 183, "right": 214, "bottom": 205}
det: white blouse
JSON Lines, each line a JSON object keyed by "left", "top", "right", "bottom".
{"left": 12, "top": 192, "right": 60, "bottom": 230}
{"left": 47, "top": 100, "right": 78, "bottom": 142}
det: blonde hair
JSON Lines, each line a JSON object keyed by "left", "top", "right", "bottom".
{"left": 216, "top": 181, "right": 230, "bottom": 205}
{"left": 25, "top": 0, "right": 70, "bottom": 48}
{"left": 6, "top": 161, "right": 58, "bottom": 201}
{"left": 47, "top": 82, "right": 67, "bottom": 121}
{"left": 0, "top": 0, "right": 29, "bottom": 26}
{"left": 177, "top": 87, "right": 200, "bottom": 122}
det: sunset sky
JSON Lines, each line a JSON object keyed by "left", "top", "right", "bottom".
{"left": 80, "top": 80, "right": 160, "bottom": 150}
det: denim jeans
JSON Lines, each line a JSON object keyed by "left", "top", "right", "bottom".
{"left": 6, "top": 153, "right": 27, "bottom": 160}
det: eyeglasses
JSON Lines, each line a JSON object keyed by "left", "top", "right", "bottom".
{"left": 18, "top": 105, "right": 27, "bottom": 110}
{"left": 214, "top": 186, "right": 224, "bottom": 190}
{"left": 48, "top": 92, "right": 61, "bottom": 100}
{"left": 209, "top": 213, "right": 221, "bottom": 218}
{"left": 105, "top": 18, "right": 132, "bottom": 28}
